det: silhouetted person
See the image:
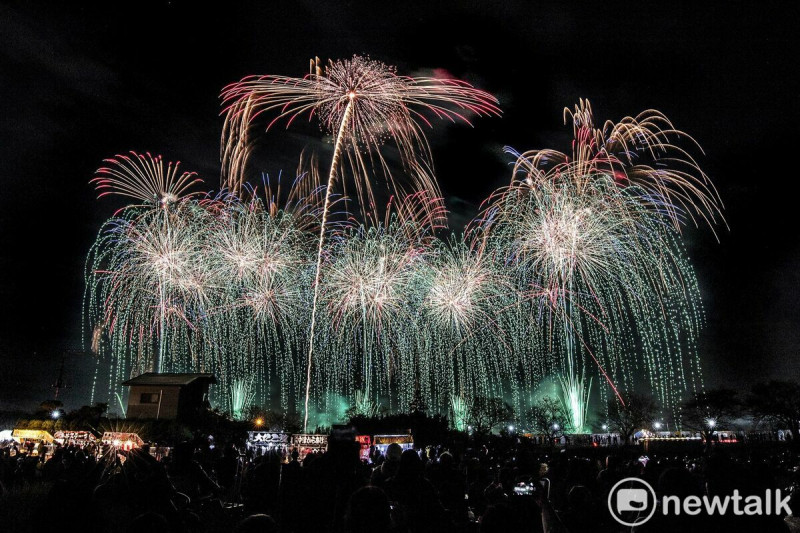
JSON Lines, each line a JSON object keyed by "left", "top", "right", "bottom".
{"left": 235, "top": 513, "right": 278, "bottom": 533}
{"left": 385, "top": 449, "right": 446, "bottom": 533}
{"left": 345, "top": 485, "right": 393, "bottom": 533}
{"left": 127, "top": 512, "right": 170, "bottom": 533}
{"left": 371, "top": 443, "right": 402, "bottom": 487}
{"left": 167, "top": 441, "right": 221, "bottom": 502}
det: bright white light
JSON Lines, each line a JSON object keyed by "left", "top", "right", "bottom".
{"left": 602, "top": 424, "right": 608, "bottom": 431}
{"left": 707, "top": 418, "right": 716, "bottom": 428}
{"left": 51, "top": 410, "right": 60, "bottom": 420}
{"left": 508, "top": 425, "right": 515, "bottom": 432}
{"left": 552, "top": 423, "right": 559, "bottom": 430}
{"left": 654, "top": 422, "right": 662, "bottom": 429}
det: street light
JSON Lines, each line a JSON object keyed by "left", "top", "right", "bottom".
{"left": 653, "top": 421, "right": 662, "bottom": 430}
{"left": 51, "top": 410, "right": 60, "bottom": 420}
{"left": 601, "top": 424, "right": 610, "bottom": 446}
{"left": 706, "top": 418, "right": 716, "bottom": 429}
{"left": 508, "top": 425, "right": 515, "bottom": 433}
{"left": 552, "top": 423, "right": 559, "bottom": 431}
{"left": 254, "top": 417, "right": 264, "bottom": 427}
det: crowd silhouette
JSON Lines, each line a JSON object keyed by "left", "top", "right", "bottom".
{"left": 2, "top": 435, "right": 800, "bottom": 532}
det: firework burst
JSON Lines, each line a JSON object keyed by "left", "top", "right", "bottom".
{"left": 313, "top": 214, "right": 426, "bottom": 411}
{"left": 91, "top": 152, "right": 203, "bottom": 206}
{"left": 414, "top": 237, "right": 516, "bottom": 410}
{"left": 86, "top": 166, "right": 320, "bottom": 415}
{"left": 477, "top": 100, "right": 720, "bottom": 430}
{"left": 85, "top": 75, "right": 723, "bottom": 434}
{"left": 221, "top": 55, "right": 500, "bottom": 203}
{"left": 222, "top": 55, "right": 499, "bottom": 428}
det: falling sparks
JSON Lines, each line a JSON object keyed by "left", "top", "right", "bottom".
{"left": 222, "top": 55, "right": 499, "bottom": 429}
{"left": 85, "top": 77, "right": 722, "bottom": 431}
{"left": 476, "top": 100, "right": 722, "bottom": 430}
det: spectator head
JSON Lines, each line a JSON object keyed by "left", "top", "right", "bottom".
{"left": 386, "top": 443, "right": 402, "bottom": 462}
{"left": 659, "top": 467, "right": 697, "bottom": 498}
{"left": 235, "top": 514, "right": 278, "bottom": 533}
{"left": 345, "top": 486, "right": 392, "bottom": 533}
{"left": 567, "top": 484, "right": 591, "bottom": 508}
{"left": 173, "top": 441, "right": 193, "bottom": 464}
{"left": 128, "top": 512, "right": 169, "bottom": 533}
{"left": 483, "top": 482, "right": 508, "bottom": 506}
{"left": 397, "top": 449, "right": 423, "bottom": 478}
{"left": 480, "top": 503, "right": 515, "bottom": 533}
{"left": 439, "top": 451, "right": 454, "bottom": 468}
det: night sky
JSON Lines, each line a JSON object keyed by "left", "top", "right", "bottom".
{"left": 1, "top": 1, "right": 798, "bottom": 410}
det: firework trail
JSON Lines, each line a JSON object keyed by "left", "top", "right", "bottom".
{"left": 222, "top": 55, "right": 499, "bottom": 429}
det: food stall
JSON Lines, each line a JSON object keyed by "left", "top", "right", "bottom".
{"left": 11, "top": 429, "right": 55, "bottom": 456}
{"left": 291, "top": 433, "right": 328, "bottom": 460}
{"left": 54, "top": 430, "right": 98, "bottom": 447}
{"left": 373, "top": 434, "right": 413, "bottom": 455}
{"left": 101, "top": 431, "right": 144, "bottom": 451}
{"left": 355, "top": 434, "right": 372, "bottom": 462}
{"left": 247, "top": 431, "right": 289, "bottom": 455}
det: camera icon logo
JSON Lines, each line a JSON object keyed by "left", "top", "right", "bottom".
{"left": 608, "top": 477, "right": 657, "bottom": 526}
{"left": 617, "top": 488, "right": 648, "bottom": 511}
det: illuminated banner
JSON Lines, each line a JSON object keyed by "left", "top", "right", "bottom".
{"left": 101, "top": 432, "right": 144, "bottom": 449}
{"left": 356, "top": 435, "right": 372, "bottom": 462}
{"left": 373, "top": 434, "right": 412, "bottom": 446}
{"left": 291, "top": 434, "right": 328, "bottom": 448}
{"left": 248, "top": 431, "right": 289, "bottom": 446}
{"left": 12, "top": 429, "right": 54, "bottom": 443}
{"left": 54, "top": 431, "right": 97, "bottom": 443}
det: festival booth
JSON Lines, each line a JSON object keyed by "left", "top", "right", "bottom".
{"left": 12, "top": 429, "right": 54, "bottom": 444}
{"left": 641, "top": 432, "right": 703, "bottom": 453}
{"left": 11, "top": 429, "right": 54, "bottom": 456}
{"left": 54, "top": 430, "right": 98, "bottom": 447}
{"left": 102, "top": 431, "right": 144, "bottom": 451}
{"left": 148, "top": 443, "right": 172, "bottom": 461}
{"left": 12, "top": 429, "right": 54, "bottom": 445}
{"left": 373, "top": 434, "right": 413, "bottom": 455}
{"left": 247, "top": 431, "right": 289, "bottom": 456}
{"left": 291, "top": 433, "right": 328, "bottom": 461}
{"left": 567, "top": 434, "right": 593, "bottom": 447}
{"left": 355, "top": 435, "right": 372, "bottom": 462}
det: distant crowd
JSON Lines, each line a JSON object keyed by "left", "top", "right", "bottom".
{"left": 2, "top": 435, "right": 800, "bottom": 532}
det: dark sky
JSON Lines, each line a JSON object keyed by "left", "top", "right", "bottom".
{"left": 1, "top": 1, "right": 798, "bottom": 410}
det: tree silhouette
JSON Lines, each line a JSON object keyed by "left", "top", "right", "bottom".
{"left": 681, "top": 388, "right": 740, "bottom": 447}
{"left": 469, "top": 397, "right": 514, "bottom": 434}
{"left": 607, "top": 394, "right": 656, "bottom": 444}
{"left": 749, "top": 380, "right": 800, "bottom": 448}
{"left": 527, "top": 396, "right": 570, "bottom": 444}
